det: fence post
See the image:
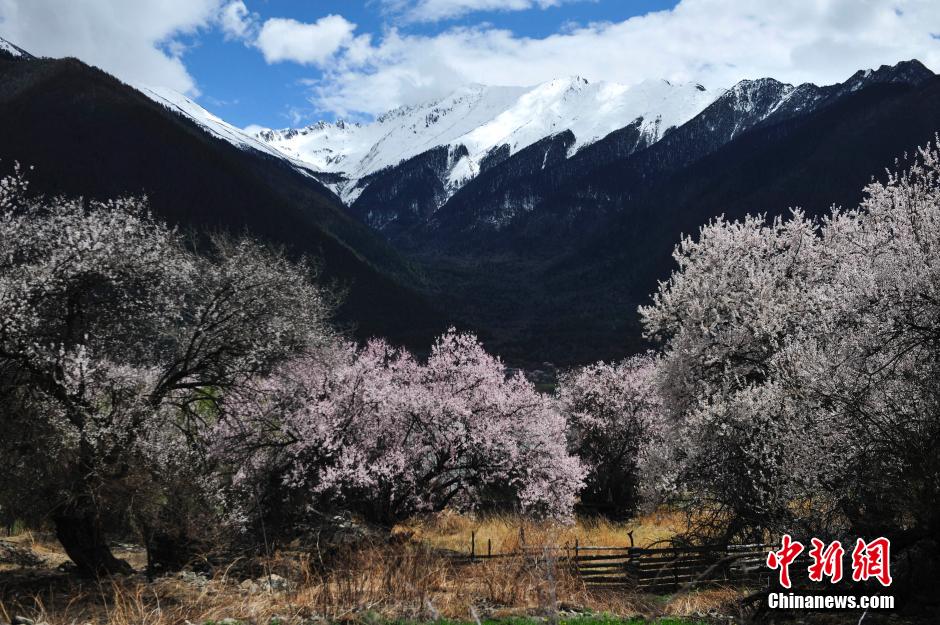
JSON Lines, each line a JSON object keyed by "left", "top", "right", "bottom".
{"left": 575, "top": 538, "right": 579, "bottom": 560}
{"left": 487, "top": 538, "right": 492, "bottom": 558}
{"left": 471, "top": 531, "right": 475, "bottom": 560}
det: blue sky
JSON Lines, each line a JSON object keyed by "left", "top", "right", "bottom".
{"left": 2, "top": 0, "right": 940, "bottom": 130}
{"left": 181, "top": 0, "right": 678, "bottom": 128}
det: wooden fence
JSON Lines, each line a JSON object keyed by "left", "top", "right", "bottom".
{"left": 455, "top": 535, "right": 772, "bottom": 594}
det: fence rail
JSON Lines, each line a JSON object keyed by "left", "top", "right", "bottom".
{"left": 452, "top": 534, "right": 772, "bottom": 593}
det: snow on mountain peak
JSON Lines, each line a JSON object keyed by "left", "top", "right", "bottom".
{"left": 135, "top": 74, "right": 723, "bottom": 206}
{"left": 251, "top": 77, "right": 722, "bottom": 203}
{"left": 0, "top": 39, "right": 21, "bottom": 57}
{"left": 135, "top": 84, "right": 324, "bottom": 180}
{"left": 137, "top": 85, "right": 284, "bottom": 157}
{"left": 0, "top": 36, "right": 33, "bottom": 59}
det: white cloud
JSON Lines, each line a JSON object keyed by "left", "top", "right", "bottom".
{"left": 3, "top": 0, "right": 938, "bottom": 124}
{"left": 242, "top": 123, "right": 268, "bottom": 135}
{"left": 309, "top": 0, "right": 940, "bottom": 118}
{"left": 384, "top": 0, "right": 585, "bottom": 23}
{"left": 219, "top": 5, "right": 356, "bottom": 68}
{"left": 255, "top": 15, "right": 357, "bottom": 65}
{"left": 0, "top": 0, "right": 222, "bottom": 95}
{"left": 219, "top": 0, "right": 257, "bottom": 41}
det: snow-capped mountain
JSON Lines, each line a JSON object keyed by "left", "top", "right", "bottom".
{"left": 130, "top": 59, "right": 934, "bottom": 238}
{"left": 138, "top": 85, "right": 289, "bottom": 160}
{"left": 250, "top": 77, "right": 722, "bottom": 204}
{"left": 2, "top": 34, "right": 938, "bottom": 366}
{"left": 413, "top": 59, "right": 936, "bottom": 243}
{"left": 0, "top": 36, "right": 32, "bottom": 59}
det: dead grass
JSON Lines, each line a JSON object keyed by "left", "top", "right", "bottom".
{"left": 0, "top": 513, "right": 745, "bottom": 625}
{"left": 397, "top": 510, "right": 686, "bottom": 555}
{"left": 661, "top": 586, "right": 745, "bottom": 617}
{"left": 1, "top": 546, "right": 647, "bottom": 624}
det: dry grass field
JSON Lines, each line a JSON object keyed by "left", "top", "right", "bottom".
{"left": 397, "top": 510, "right": 688, "bottom": 555}
{"left": 0, "top": 513, "right": 751, "bottom": 625}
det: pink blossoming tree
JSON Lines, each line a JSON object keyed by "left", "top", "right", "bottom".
{"left": 216, "top": 331, "right": 586, "bottom": 526}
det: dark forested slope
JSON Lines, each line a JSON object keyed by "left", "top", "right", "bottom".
{"left": 410, "top": 76, "right": 940, "bottom": 365}
{"left": 0, "top": 51, "right": 446, "bottom": 347}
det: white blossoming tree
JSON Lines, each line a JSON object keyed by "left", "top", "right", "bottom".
{"left": 641, "top": 137, "right": 940, "bottom": 545}
{"left": 0, "top": 169, "right": 333, "bottom": 574}
{"left": 557, "top": 354, "right": 664, "bottom": 518}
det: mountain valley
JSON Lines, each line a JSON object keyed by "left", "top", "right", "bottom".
{"left": 2, "top": 36, "right": 939, "bottom": 365}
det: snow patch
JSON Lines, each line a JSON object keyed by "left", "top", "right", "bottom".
{"left": 136, "top": 85, "right": 291, "bottom": 160}
{"left": 0, "top": 39, "right": 22, "bottom": 57}
{"left": 252, "top": 76, "right": 722, "bottom": 205}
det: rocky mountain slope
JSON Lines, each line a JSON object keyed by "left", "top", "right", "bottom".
{"left": 252, "top": 78, "right": 721, "bottom": 210}
{"left": 419, "top": 60, "right": 936, "bottom": 250}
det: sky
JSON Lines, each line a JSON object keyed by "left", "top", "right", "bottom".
{"left": 0, "top": 0, "right": 939, "bottom": 130}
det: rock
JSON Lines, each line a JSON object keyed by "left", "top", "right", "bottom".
{"left": 176, "top": 570, "right": 209, "bottom": 587}
{"left": 313, "top": 513, "right": 383, "bottom": 550}
{"left": 238, "top": 579, "right": 260, "bottom": 593}
{"left": 256, "top": 573, "right": 294, "bottom": 592}
{"left": 0, "top": 541, "right": 44, "bottom": 568}
{"left": 238, "top": 573, "right": 295, "bottom": 593}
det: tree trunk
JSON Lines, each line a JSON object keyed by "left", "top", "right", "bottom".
{"left": 53, "top": 507, "right": 132, "bottom": 576}
{"left": 143, "top": 524, "right": 202, "bottom": 576}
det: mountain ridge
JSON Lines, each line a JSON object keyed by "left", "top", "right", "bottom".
{"left": 1, "top": 33, "right": 939, "bottom": 366}
{"left": 238, "top": 60, "right": 932, "bottom": 241}
{"left": 93, "top": 52, "right": 933, "bottom": 246}
{"left": 414, "top": 59, "right": 936, "bottom": 249}
{"left": 249, "top": 77, "right": 722, "bottom": 207}
{"left": 0, "top": 40, "right": 448, "bottom": 350}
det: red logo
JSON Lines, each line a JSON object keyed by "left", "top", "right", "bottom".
{"left": 851, "top": 537, "right": 892, "bottom": 587}
{"left": 766, "top": 534, "right": 804, "bottom": 588}
{"left": 808, "top": 538, "right": 845, "bottom": 583}
{"left": 766, "top": 536, "right": 892, "bottom": 587}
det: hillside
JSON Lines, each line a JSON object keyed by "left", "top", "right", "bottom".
{"left": 411, "top": 76, "right": 940, "bottom": 365}
{"left": 0, "top": 49, "right": 447, "bottom": 348}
